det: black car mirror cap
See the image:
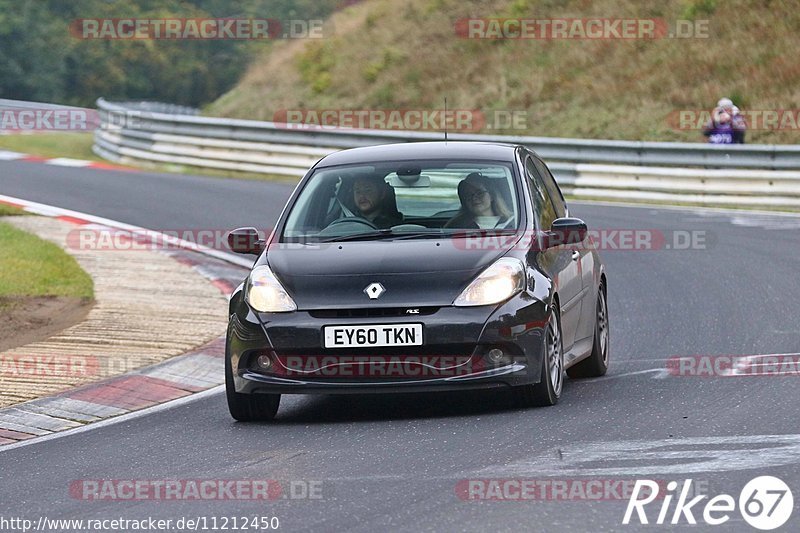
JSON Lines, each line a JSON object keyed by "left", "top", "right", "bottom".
{"left": 544, "top": 218, "right": 588, "bottom": 249}
{"left": 227, "top": 227, "right": 266, "bottom": 255}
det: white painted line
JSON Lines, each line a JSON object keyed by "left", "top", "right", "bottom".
{"left": 578, "top": 368, "right": 670, "bottom": 382}
{"left": 45, "top": 158, "right": 93, "bottom": 167}
{"left": 0, "top": 194, "right": 253, "bottom": 269}
{"left": 0, "top": 150, "right": 26, "bottom": 160}
{"left": 476, "top": 433, "right": 800, "bottom": 476}
{"left": 0, "top": 385, "right": 224, "bottom": 453}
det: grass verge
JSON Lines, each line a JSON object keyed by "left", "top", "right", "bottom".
{"left": 0, "top": 133, "right": 100, "bottom": 161}
{"left": 209, "top": 0, "right": 800, "bottom": 145}
{"left": 0, "top": 221, "right": 94, "bottom": 302}
{"left": 0, "top": 204, "right": 26, "bottom": 217}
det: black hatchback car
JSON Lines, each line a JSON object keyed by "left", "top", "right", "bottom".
{"left": 225, "top": 142, "right": 608, "bottom": 421}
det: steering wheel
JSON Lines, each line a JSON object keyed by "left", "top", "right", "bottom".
{"left": 317, "top": 217, "right": 378, "bottom": 236}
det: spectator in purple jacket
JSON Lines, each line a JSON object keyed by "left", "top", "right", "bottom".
{"left": 704, "top": 97, "right": 746, "bottom": 144}
{"left": 703, "top": 110, "right": 734, "bottom": 144}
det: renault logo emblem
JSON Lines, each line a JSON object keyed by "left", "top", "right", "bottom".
{"left": 364, "top": 282, "right": 385, "bottom": 299}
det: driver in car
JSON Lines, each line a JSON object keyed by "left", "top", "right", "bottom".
{"left": 352, "top": 175, "right": 403, "bottom": 228}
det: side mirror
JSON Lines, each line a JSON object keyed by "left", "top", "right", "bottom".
{"left": 544, "top": 218, "right": 587, "bottom": 249}
{"left": 227, "top": 227, "right": 265, "bottom": 255}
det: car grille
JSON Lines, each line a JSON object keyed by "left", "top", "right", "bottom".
{"left": 308, "top": 307, "right": 439, "bottom": 319}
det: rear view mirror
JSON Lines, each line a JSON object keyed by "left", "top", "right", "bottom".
{"left": 227, "top": 227, "right": 265, "bottom": 255}
{"left": 387, "top": 174, "right": 431, "bottom": 188}
{"left": 544, "top": 218, "right": 588, "bottom": 249}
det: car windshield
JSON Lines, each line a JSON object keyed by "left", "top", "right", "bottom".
{"left": 281, "top": 160, "right": 520, "bottom": 242}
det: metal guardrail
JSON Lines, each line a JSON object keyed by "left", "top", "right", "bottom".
{"left": 93, "top": 98, "right": 800, "bottom": 208}
{"left": 104, "top": 100, "right": 199, "bottom": 116}
{"left": 0, "top": 99, "right": 87, "bottom": 111}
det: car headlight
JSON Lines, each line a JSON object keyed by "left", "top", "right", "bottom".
{"left": 246, "top": 265, "right": 297, "bottom": 313}
{"left": 454, "top": 257, "right": 525, "bottom": 307}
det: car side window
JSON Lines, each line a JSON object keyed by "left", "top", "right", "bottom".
{"left": 525, "top": 157, "right": 557, "bottom": 230}
{"left": 532, "top": 157, "right": 566, "bottom": 219}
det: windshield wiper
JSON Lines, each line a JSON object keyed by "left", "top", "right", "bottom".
{"left": 445, "top": 228, "right": 518, "bottom": 237}
{"left": 320, "top": 229, "right": 444, "bottom": 243}
{"left": 391, "top": 231, "right": 450, "bottom": 240}
{"left": 318, "top": 227, "right": 520, "bottom": 243}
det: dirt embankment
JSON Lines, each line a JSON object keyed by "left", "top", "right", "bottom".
{"left": 0, "top": 296, "right": 93, "bottom": 353}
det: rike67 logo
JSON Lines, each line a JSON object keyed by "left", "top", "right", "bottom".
{"left": 623, "top": 476, "right": 793, "bottom": 530}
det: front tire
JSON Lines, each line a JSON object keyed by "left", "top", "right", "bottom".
{"left": 513, "top": 306, "right": 563, "bottom": 407}
{"left": 225, "top": 350, "right": 280, "bottom": 421}
{"left": 567, "top": 285, "right": 609, "bottom": 378}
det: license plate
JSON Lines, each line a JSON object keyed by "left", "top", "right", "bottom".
{"left": 323, "top": 323, "right": 423, "bottom": 348}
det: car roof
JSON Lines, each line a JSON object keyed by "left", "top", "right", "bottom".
{"left": 315, "top": 141, "right": 520, "bottom": 168}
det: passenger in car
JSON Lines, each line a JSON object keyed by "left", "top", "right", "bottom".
{"left": 445, "top": 172, "right": 513, "bottom": 229}
{"left": 352, "top": 175, "right": 403, "bottom": 228}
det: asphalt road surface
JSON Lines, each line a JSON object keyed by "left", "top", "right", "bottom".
{"left": 1, "top": 160, "right": 799, "bottom": 532}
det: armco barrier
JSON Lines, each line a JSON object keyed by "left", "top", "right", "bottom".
{"left": 92, "top": 99, "right": 800, "bottom": 208}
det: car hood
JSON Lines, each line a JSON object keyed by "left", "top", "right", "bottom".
{"left": 266, "top": 240, "right": 512, "bottom": 309}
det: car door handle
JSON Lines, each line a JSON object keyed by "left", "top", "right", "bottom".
{"left": 571, "top": 250, "right": 580, "bottom": 261}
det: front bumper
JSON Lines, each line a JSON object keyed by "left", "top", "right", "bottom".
{"left": 227, "top": 291, "right": 549, "bottom": 395}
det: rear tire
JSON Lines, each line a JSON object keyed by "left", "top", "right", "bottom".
{"left": 225, "top": 350, "right": 280, "bottom": 421}
{"left": 567, "top": 285, "right": 609, "bottom": 378}
{"left": 513, "top": 306, "right": 563, "bottom": 407}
